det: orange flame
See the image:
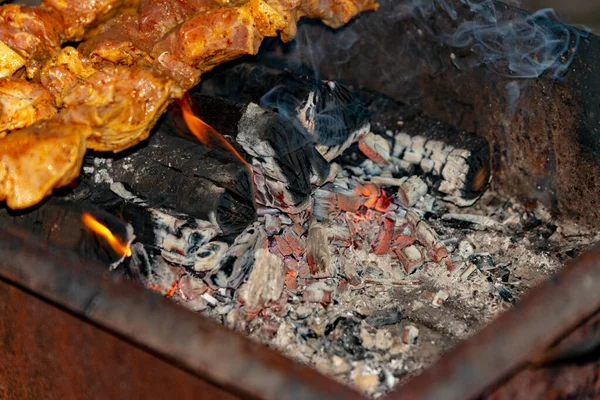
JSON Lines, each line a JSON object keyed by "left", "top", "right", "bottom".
{"left": 82, "top": 213, "right": 132, "bottom": 257}
{"left": 177, "top": 93, "right": 251, "bottom": 172}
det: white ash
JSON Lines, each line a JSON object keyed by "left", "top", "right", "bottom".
{"left": 156, "top": 189, "right": 595, "bottom": 398}
{"left": 94, "top": 148, "right": 597, "bottom": 398}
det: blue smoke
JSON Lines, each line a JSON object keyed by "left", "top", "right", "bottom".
{"left": 445, "top": 3, "right": 589, "bottom": 79}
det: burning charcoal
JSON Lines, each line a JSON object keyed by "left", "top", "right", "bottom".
{"left": 370, "top": 176, "right": 407, "bottom": 187}
{"left": 395, "top": 244, "right": 425, "bottom": 274}
{"left": 365, "top": 308, "right": 403, "bottom": 328}
{"left": 458, "top": 239, "right": 475, "bottom": 258}
{"left": 398, "top": 176, "right": 428, "bottom": 207}
{"left": 375, "top": 329, "right": 393, "bottom": 350}
{"left": 402, "top": 325, "right": 419, "bottom": 345}
{"left": 92, "top": 116, "right": 257, "bottom": 236}
{"left": 146, "top": 257, "right": 182, "bottom": 296}
{"left": 177, "top": 274, "right": 211, "bottom": 312}
{"left": 306, "top": 220, "right": 334, "bottom": 278}
{"left": 313, "top": 188, "right": 340, "bottom": 222}
{"left": 271, "top": 235, "right": 294, "bottom": 258}
{"left": 179, "top": 94, "right": 319, "bottom": 214}
{"left": 414, "top": 220, "right": 448, "bottom": 263}
{"left": 459, "top": 263, "right": 478, "bottom": 281}
{"left": 335, "top": 188, "right": 363, "bottom": 213}
{"left": 238, "top": 248, "right": 286, "bottom": 312}
{"left": 96, "top": 184, "right": 220, "bottom": 268}
{"left": 432, "top": 290, "right": 450, "bottom": 307}
{"left": 280, "top": 227, "right": 306, "bottom": 259}
{"left": 330, "top": 355, "right": 352, "bottom": 375}
{"left": 442, "top": 213, "right": 498, "bottom": 228}
{"left": 470, "top": 254, "right": 495, "bottom": 271}
{"left": 354, "top": 373, "right": 380, "bottom": 394}
{"left": 355, "top": 91, "right": 491, "bottom": 206}
{"left": 193, "top": 241, "right": 228, "bottom": 273}
{"left": 126, "top": 243, "right": 151, "bottom": 284}
{"left": 208, "top": 223, "right": 267, "bottom": 289}
{"left": 325, "top": 314, "right": 366, "bottom": 360}
{"left": 198, "top": 63, "right": 370, "bottom": 162}
{"left": 0, "top": 198, "right": 134, "bottom": 267}
{"left": 178, "top": 274, "right": 208, "bottom": 300}
{"left": 327, "top": 223, "right": 352, "bottom": 248}
{"left": 372, "top": 217, "right": 395, "bottom": 255}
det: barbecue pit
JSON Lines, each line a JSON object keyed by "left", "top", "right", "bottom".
{"left": 2, "top": 0, "right": 600, "bottom": 399}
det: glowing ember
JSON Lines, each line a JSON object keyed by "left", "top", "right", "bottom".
{"left": 165, "top": 281, "right": 178, "bottom": 297}
{"left": 81, "top": 213, "right": 132, "bottom": 257}
{"left": 177, "top": 93, "right": 252, "bottom": 172}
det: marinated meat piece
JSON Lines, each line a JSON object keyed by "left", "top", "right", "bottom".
{"left": 58, "top": 60, "right": 178, "bottom": 151}
{"left": 138, "top": 0, "right": 231, "bottom": 47}
{"left": 0, "top": 5, "right": 64, "bottom": 74}
{"left": 0, "top": 78, "right": 56, "bottom": 136}
{"left": 0, "top": 40, "right": 25, "bottom": 78}
{"left": 0, "top": 0, "right": 378, "bottom": 209}
{"left": 42, "top": 0, "right": 141, "bottom": 41}
{"left": 0, "top": 0, "right": 138, "bottom": 76}
{"left": 152, "top": 0, "right": 287, "bottom": 87}
{"left": 299, "top": 0, "right": 378, "bottom": 28}
{"left": 39, "top": 46, "right": 178, "bottom": 151}
{"left": 0, "top": 122, "right": 89, "bottom": 209}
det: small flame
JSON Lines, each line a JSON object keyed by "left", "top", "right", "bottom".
{"left": 82, "top": 213, "right": 132, "bottom": 257}
{"left": 177, "top": 93, "right": 252, "bottom": 172}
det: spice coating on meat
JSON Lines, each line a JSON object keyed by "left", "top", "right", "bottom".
{"left": 0, "top": 0, "right": 378, "bottom": 209}
{"left": 0, "top": 78, "right": 57, "bottom": 137}
{"left": 0, "top": 122, "right": 89, "bottom": 209}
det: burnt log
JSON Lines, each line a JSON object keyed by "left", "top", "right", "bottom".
{"left": 198, "top": 63, "right": 370, "bottom": 162}
{"left": 200, "top": 62, "right": 490, "bottom": 205}
{"left": 84, "top": 117, "right": 257, "bottom": 237}
{"left": 0, "top": 199, "right": 133, "bottom": 266}
{"left": 70, "top": 182, "right": 220, "bottom": 271}
{"left": 359, "top": 91, "right": 492, "bottom": 205}
{"left": 177, "top": 93, "right": 325, "bottom": 214}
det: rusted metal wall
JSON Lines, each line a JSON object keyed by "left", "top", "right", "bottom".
{"left": 519, "top": 0, "right": 600, "bottom": 31}
{"left": 0, "top": 227, "right": 365, "bottom": 400}
{"left": 0, "top": 280, "right": 237, "bottom": 400}
{"left": 257, "top": 0, "right": 600, "bottom": 227}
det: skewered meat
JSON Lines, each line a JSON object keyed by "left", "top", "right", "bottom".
{"left": 0, "top": 0, "right": 378, "bottom": 209}
{"left": 38, "top": 46, "right": 178, "bottom": 151}
{"left": 0, "top": 0, "right": 137, "bottom": 76}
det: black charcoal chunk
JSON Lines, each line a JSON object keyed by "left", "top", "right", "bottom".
{"left": 94, "top": 118, "right": 256, "bottom": 237}
{"left": 365, "top": 308, "right": 404, "bottom": 328}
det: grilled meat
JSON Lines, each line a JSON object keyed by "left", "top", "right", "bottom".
{"left": 0, "top": 77, "right": 56, "bottom": 136}
{"left": 0, "top": 0, "right": 378, "bottom": 209}
{"left": 0, "top": 121, "right": 88, "bottom": 209}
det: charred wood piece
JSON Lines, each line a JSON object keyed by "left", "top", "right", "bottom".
{"left": 306, "top": 219, "right": 334, "bottom": 278}
{"left": 198, "top": 63, "right": 370, "bottom": 162}
{"left": 75, "top": 183, "right": 219, "bottom": 271}
{"left": 238, "top": 248, "right": 286, "bottom": 312}
{"left": 207, "top": 222, "right": 267, "bottom": 289}
{"left": 178, "top": 94, "right": 322, "bottom": 214}
{"left": 0, "top": 198, "right": 133, "bottom": 267}
{"left": 354, "top": 91, "right": 492, "bottom": 206}
{"left": 86, "top": 117, "right": 257, "bottom": 237}
{"left": 397, "top": 176, "right": 428, "bottom": 207}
